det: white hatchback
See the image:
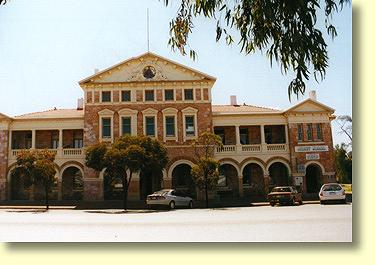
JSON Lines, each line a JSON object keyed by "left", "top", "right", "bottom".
{"left": 319, "top": 183, "right": 346, "bottom": 204}
{"left": 146, "top": 189, "right": 194, "bottom": 209}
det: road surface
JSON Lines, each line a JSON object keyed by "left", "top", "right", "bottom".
{"left": 0, "top": 204, "right": 352, "bottom": 242}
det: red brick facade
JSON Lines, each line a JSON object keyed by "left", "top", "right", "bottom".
{"left": 0, "top": 53, "right": 338, "bottom": 202}
{"left": 0, "top": 130, "right": 9, "bottom": 200}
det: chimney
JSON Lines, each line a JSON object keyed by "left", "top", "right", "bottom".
{"left": 309, "top": 90, "right": 317, "bottom": 101}
{"left": 94, "top": 68, "right": 99, "bottom": 74}
{"left": 77, "top": 98, "right": 83, "bottom": 110}
{"left": 230, "top": 95, "right": 238, "bottom": 106}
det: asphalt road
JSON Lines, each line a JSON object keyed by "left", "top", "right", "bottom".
{"left": 0, "top": 204, "right": 352, "bottom": 242}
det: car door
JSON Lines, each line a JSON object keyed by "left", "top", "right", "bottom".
{"left": 173, "top": 190, "right": 184, "bottom": 206}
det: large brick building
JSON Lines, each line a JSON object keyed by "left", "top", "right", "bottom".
{"left": 0, "top": 52, "right": 336, "bottom": 202}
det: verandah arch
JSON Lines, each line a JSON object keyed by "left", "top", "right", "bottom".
{"left": 61, "top": 166, "right": 84, "bottom": 200}
{"left": 218, "top": 163, "right": 239, "bottom": 198}
{"left": 267, "top": 161, "right": 291, "bottom": 189}
{"left": 171, "top": 162, "right": 196, "bottom": 199}
{"left": 242, "top": 162, "right": 265, "bottom": 195}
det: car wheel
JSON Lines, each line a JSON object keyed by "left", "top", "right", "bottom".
{"left": 299, "top": 200, "right": 303, "bottom": 205}
{"left": 320, "top": 200, "right": 325, "bottom": 205}
{"left": 341, "top": 199, "right": 347, "bottom": 204}
{"left": 169, "top": 201, "right": 176, "bottom": 210}
{"left": 188, "top": 201, "right": 193, "bottom": 209}
{"left": 270, "top": 202, "right": 275, "bottom": 207}
{"left": 290, "top": 197, "right": 295, "bottom": 206}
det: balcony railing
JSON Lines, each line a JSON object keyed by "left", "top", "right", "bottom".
{"left": 10, "top": 148, "right": 84, "bottom": 159}
{"left": 63, "top": 148, "right": 83, "bottom": 156}
{"left": 266, "top": 144, "right": 287, "bottom": 151}
{"left": 216, "top": 145, "right": 236, "bottom": 153}
{"left": 215, "top": 143, "right": 287, "bottom": 154}
{"left": 241, "top": 144, "right": 261, "bottom": 152}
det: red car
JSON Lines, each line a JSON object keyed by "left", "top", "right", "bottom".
{"left": 267, "top": 186, "right": 303, "bottom": 206}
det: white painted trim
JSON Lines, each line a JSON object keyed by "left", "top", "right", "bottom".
{"left": 167, "top": 159, "right": 195, "bottom": 179}
{"left": 163, "top": 88, "right": 175, "bottom": 102}
{"left": 144, "top": 89, "right": 156, "bottom": 103}
{"left": 240, "top": 160, "right": 266, "bottom": 175}
{"left": 183, "top": 88, "right": 195, "bottom": 101}
{"left": 219, "top": 160, "right": 240, "bottom": 175}
{"left": 100, "top": 90, "right": 113, "bottom": 103}
{"left": 60, "top": 164, "right": 84, "bottom": 181}
{"left": 304, "top": 161, "right": 326, "bottom": 174}
{"left": 266, "top": 159, "right": 291, "bottom": 175}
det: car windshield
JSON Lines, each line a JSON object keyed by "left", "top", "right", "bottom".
{"left": 322, "top": 184, "right": 342, "bottom": 191}
{"left": 272, "top": 187, "right": 291, "bottom": 192}
{"left": 153, "top": 190, "right": 170, "bottom": 196}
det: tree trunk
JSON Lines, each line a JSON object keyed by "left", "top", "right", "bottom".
{"left": 45, "top": 184, "right": 49, "bottom": 211}
{"left": 122, "top": 171, "right": 132, "bottom": 212}
{"left": 204, "top": 175, "right": 209, "bottom": 208}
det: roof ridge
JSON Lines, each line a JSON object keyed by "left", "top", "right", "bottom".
{"left": 14, "top": 108, "right": 82, "bottom": 117}
{"left": 212, "top": 104, "right": 280, "bottom": 111}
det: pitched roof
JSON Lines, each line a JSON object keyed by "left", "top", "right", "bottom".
{"left": 284, "top": 98, "right": 335, "bottom": 113}
{"left": 14, "top": 109, "right": 84, "bottom": 120}
{"left": 79, "top": 51, "right": 216, "bottom": 84}
{"left": 212, "top": 104, "right": 281, "bottom": 115}
{"left": 0, "top": 112, "right": 12, "bottom": 120}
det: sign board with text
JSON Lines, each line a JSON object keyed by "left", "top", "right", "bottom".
{"left": 295, "top": 145, "right": 329, "bottom": 152}
{"left": 306, "top": 153, "right": 320, "bottom": 160}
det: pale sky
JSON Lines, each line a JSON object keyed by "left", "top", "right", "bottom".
{"left": 0, "top": 0, "right": 352, "bottom": 145}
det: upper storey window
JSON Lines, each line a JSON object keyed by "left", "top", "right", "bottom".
{"left": 297, "top": 124, "right": 303, "bottom": 142}
{"left": 316, "top": 123, "right": 323, "bottom": 141}
{"left": 102, "top": 118, "right": 111, "bottom": 139}
{"left": 121, "top": 90, "right": 131, "bottom": 102}
{"left": 101, "top": 91, "right": 111, "bottom": 103}
{"left": 145, "top": 90, "right": 155, "bottom": 101}
{"left": 307, "top": 123, "right": 313, "bottom": 141}
{"left": 165, "top": 89, "right": 174, "bottom": 101}
{"left": 184, "top": 89, "right": 194, "bottom": 101}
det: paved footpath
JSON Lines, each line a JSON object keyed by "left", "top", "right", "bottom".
{"left": 0, "top": 204, "right": 351, "bottom": 242}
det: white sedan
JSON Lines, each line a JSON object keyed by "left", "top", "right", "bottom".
{"left": 146, "top": 189, "right": 194, "bottom": 209}
{"left": 319, "top": 183, "right": 346, "bottom": 204}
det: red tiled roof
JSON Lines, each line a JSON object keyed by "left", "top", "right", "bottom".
{"left": 212, "top": 104, "right": 281, "bottom": 114}
{"left": 14, "top": 109, "right": 84, "bottom": 120}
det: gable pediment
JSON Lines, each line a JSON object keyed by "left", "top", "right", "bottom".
{"left": 79, "top": 52, "right": 216, "bottom": 85}
{"left": 285, "top": 99, "right": 334, "bottom": 114}
{"left": 0, "top": 112, "right": 12, "bottom": 121}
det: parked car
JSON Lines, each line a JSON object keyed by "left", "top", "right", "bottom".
{"left": 267, "top": 186, "right": 303, "bottom": 206}
{"left": 319, "top": 183, "right": 346, "bottom": 204}
{"left": 146, "top": 189, "right": 194, "bottom": 210}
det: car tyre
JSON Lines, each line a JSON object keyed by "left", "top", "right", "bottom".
{"left": 299, "top": 200, "right": 303, "bottom": 205}
{"left": 169, "top": 201, "right": 176, "bottom": 210}
{"left": 290, "top": 197, "right": 295, "bottom": 206}
{"left": 188, "top": 200, "right": 194, "bottom": 209}
{"left": 270, "top": 202, "right": 275, "bottom": 207}
{"left": 320, "top": 200, "right": 325, "bottom": 205}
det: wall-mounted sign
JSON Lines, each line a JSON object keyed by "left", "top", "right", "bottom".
{"left": 306, "top": 153, "right": 320, "bottom": 160}
{"left": 297, "top": 164, "right": 306, "bottom": 173}
{"left": 295, "top": 176, "right": 303, "bottom": 186}
{"left": 295, "top": 145, "right": 328, "bottom": 152}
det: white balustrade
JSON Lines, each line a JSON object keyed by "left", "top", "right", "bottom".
{"left": 241, "top": 144, "right": 261, "bottom": 152}
{"left": 216, "top": 145, "right": 236, "bottom": 153}
{"left": 63, "top": 148, "right": 83, "bottom": 156}
{"left": 266, "top": 144, "right": 287, "bottom": 151}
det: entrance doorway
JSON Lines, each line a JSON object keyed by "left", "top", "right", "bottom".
{"left": 305, "top": 164, "right": 322, "bottom": 193}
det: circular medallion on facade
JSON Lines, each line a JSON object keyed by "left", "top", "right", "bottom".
{"left": 142, "top": 65, "right": 156, "bottom": 79}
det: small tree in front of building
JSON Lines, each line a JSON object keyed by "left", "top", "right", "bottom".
{"left": 85, "top": 135, "right": 168, "bottom": 211}
{"left": 10, "top": 150, "right": 57, "bottom": 210}
{"left": 191, "top": 132, "right": 223, "bottom": 208}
